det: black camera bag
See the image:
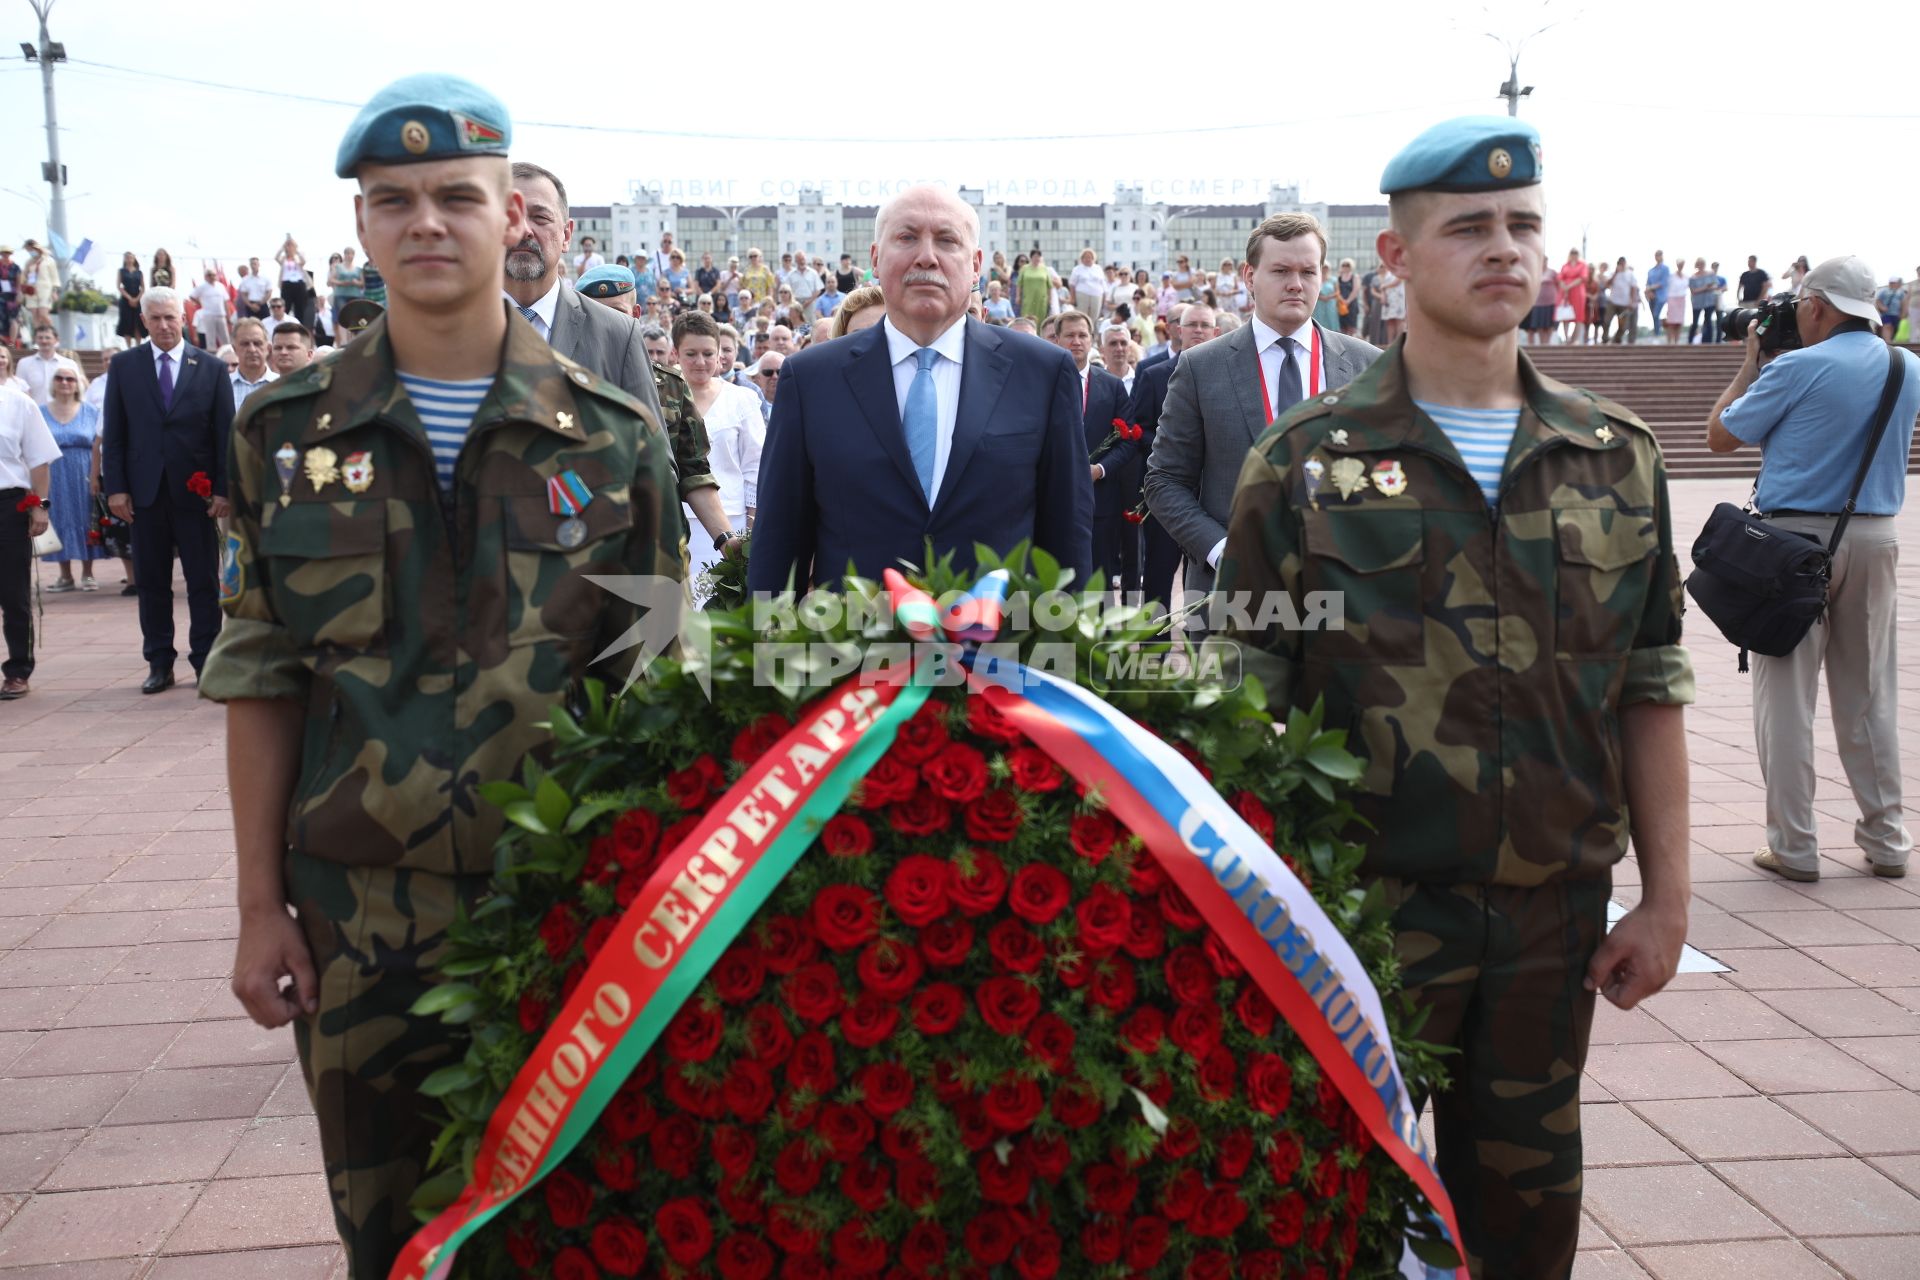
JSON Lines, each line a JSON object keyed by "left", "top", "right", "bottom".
{"left": 1685, "top": 345, "right": 1904, "bottom": 670}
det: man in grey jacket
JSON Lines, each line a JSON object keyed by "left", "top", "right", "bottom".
{"left": 1145, "top": 213, "right": 1380, "bottom": 593}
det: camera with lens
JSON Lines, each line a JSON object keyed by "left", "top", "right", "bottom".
{"left": 1722, "top": 292, "right": 1802, "bottom": 354}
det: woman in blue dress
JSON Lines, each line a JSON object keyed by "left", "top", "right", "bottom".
{"left": 38, "top": 357, "right": 106, "bottom": 592}
{"left": 1314, "top": 262, "right": 1341, "bottom": 331}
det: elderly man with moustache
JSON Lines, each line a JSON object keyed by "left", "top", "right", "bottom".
{"left": 748, "top": 185, "right": 1090, "bottom": 592}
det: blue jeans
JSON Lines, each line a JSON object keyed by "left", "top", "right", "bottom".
{"left": 1691, "top": 306, "right": 1719, "bottom": 344}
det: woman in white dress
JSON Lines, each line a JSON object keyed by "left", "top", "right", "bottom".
{"left": 675, "top": 310, "right": 764, "bottom": 586}
{"left": 1377, "top": 267, "right": 1407, "bottom": 343}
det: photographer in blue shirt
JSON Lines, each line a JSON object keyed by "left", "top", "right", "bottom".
{"left": 1708, "top": 256, "right": 1920, "bottom": 882}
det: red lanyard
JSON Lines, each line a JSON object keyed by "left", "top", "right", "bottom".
{"left": 1257, "top": 323, "right": 1323, "bottom": 423}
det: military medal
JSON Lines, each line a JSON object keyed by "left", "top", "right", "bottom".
{"left": 342, "top": 451, "right": 375, "bottom": 494}
{"left": 304, "top": 447, "right": 340, "bottom": 493}
{"left": 1595, "top": 424, "right": 1615, "bottom": 444}
{"left": 1329, "top": 456, "right": 1368, "bottom": 500}
{"left": 1372, "top": 459, "right": 1408, "bottom": 498}
{"left": 274, "top": 443, "right": 298, "bottom": 507}
{"left": 1303, "top": 455, "right": 1326, "bottom": 503}
{"left": 548, "top": 470, "right": 593, "bottom": 549}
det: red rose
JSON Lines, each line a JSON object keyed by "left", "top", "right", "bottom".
{"left": 819, "top": 812, "right": 873, "bottom": 857}
{"left": 967, "top": 696, "right": 1026, "bottom": 743}
{"left": 1160, "top": 883, "right": 1204, "bottom": 929}
{"left": 1170, "top": 739, "right": 1212, "bottom": 781}
{"left": 912, "top": 982, "right": 966, "bottom": 1034}
{"left": 710, "top": 946, "right": 767, "bottom": 1004}
{"left": 1121, "top": 901, "right": 1166, "bottom": 959}
{"left": 544, "top": 1168, "right": 593, "bottom": 1228}
{"left": 1343, "top": 1102, "right": 1377, "bottom": 1156}
{"left": 931, "top": 1057, "right": 970, "bottom": 1103}
{"left": 714, "top": 1231, "right": 776, "bottom": 1280}
{"left": 655, "top": 1196, "right": 714, "bottom": 1265}
{"left": 755, "top": 915, "right": 817, "bottom": 974}
{"left": 900, "top": 1221, "right": 949, "bottom": 1276}
{"left": 516, "top": 990, "right": 549, "bottom": 1034}
{"left": 896, "top": 1155, "right": 941, "bottom": 1208}
{"left": 1125, "top": 1216, "right": 1171, "bottom": 1269}
{"left": 1130, "top": 855, "right": 1167, "bottom": 894}
{"left": 1049, "top": 1080, "right": 1104, "bottom": 1129}
{"left": 855, "top": 1061, "right": 915, "bottom": 1119}
{"left": 1006, "top": 863, "right": 1069, "bottom": 924}
{"left": 773, "top": 1137, "right": 824, "bottom": 1194}
{"left": 1074, "top": 883, "right": 1131, "bottom": 955}
{"left": 1265, "top": 1193, "right": 1307, "bottom": 1245}
{"left": 1087, "top": 960, "right": 1137, "bottom": 1012}
{"left": 890, "top": 701, "right": 951, "bottom": 764}
{"left": 1086, "top": 1163, "right": 1139, "bottom": 1214}
{"left": 1246, "top": 1053, "right": 1294, "bottom": 1116}
{"left": 1346, "top": 1164, "right": 1372, "bottom": 1212}
{"left": 1068, "top": 811, "right": 1119, "bottom": 862}
{"left": 1235, "top": 985, "right": 1278, "bottom": 1037}
{"left": 723, "top": 1058, "right": 776, "bottom": 1123}
{"left": 785, "top": 1030, "right": 837, "bottom": 1091}
{"left": 1267, "top": 1130, "right": 1305, "bottom": 1184}
{"left": 975, "top": 975, "right": 1041, "bottom": 1034}
{"left": 833, "top": 1219, "right": 889, "bottom": 1275}
{"left": 612, "top": 807, "right": 660, "bottom": 867}
{"left": 711, "top": 1124, "right": 757, "bottom": 1176}
{"left": 1005, "top": 745, "right": 1063, "bottom": 793}
{"left": 553, "top": 1245, "right": 599, "bottom": 1280}
{"left": 590, "top": 1218, "right": 648, "bottom": 1277}
{"left": 964, "top": 788, "right": 1023, "bottom": 842}
{"left": 889, "top": 790, "right": 953, "bottom": 837}
{"left": 856, "top": 754, "right": 919, "bottom": 807}
{"left": 839, "top": 1154, "right": 891, "bottom": 1213}
{"left": 884, "top": 853, "right": 951, "bottom": 925}
{"left": 839, "top": 991, "right": 900, "bottom": 1047}
{"left": 982, "top": 1073, "right": 1044, "bottom": 1132}
{"left": 1119, "top": 1006, "right": 1166, "bottom": 1054}
{"left": 917, "top": 916, "right": 974, "bottom": 969}
{"left": 665, "top": 1002, "right": 726, "bottom": 1062}
{"left": 1202, "top": 931, "right": 1245, "bottom": 979}
{"left": 1185, "top": 1248, "right": 1234, "bottom": 1280}
{"left": 538, "top": 905, "right": 580, "bottom": 960}
{"left": 948, "top": 849, "right": 1008, "bottom": 915}
{"left": 976, "top": 1148, "right": 1032, "bottom": 1205}
{"left": 1196, "top": 1046, "right": 1238, "bottom": 1100}
{"left": 744, "top": 1003, "right": 794, "bottom": 1066}
{"left": 1026, "top": 1129, "right": 1070, "bottom": 1182}
{"left": 783, "top": 962, "right": 846, "bottom": 1025}
{"left": 582, "top": 916, "right": 616, "bottom": 961}
{"left": 817, "top": 1101, "right": 877, "bottom": 1160}
{"left": 186, "top": 470, "right": 213, "bottom": 499}
{"left": 963, "top": 1209, "right": 1017, "bottom": 1266}
{"left": 855, "top": 937, "right": 924, "bottom": 1001}
{"left": 765, "top": 1204, "right": 820, "bottom": 1256}
{"left": 1023, "top": 1011, "right": 1074, "bottom": 1071}
{"left": 665, "top": 765, "right": 709, "bottom": 809}
{"left": 922, "top": 741, "right": 990, "bottom": 803}
{"left": 1218, "top": 1129, "right": 1255, "bottom": 1180}
{"left": 810, "top": 883, "right": 880, "bottom": 951}
{"left": 1170, "top": 1003, "right": 1223, "bottom": 1058}
{"left": 1316, "top": 1075, "right": 1344, "bottom": 1124}
{"left": 955, "top": 1096, "right": 995, "bottom": 1151}
{"left": 1243, "top": 1249, "right": 1287, "bottom": 1280}
{"left": 505, "top": 1222, "right": 542, "bottom": 1270}
{"left": 1190, "top": 1185, "right": 1248, "bottom": 1238}
{"left": 731, "top": 711, "right": 792, "bottom": 764}
{"left": 1231, "top": 789, "right": 1276, "bottom": 842}
{"left": 664, "top": 1070, "right": 725, "bottom": 1120}
{"left": 1011, "top": 1227, "right": 1061, "bottom": 1280}
{"left": 602, "top": 1087, "right": 656, "bottom": 1142}
{"left": 986, "top": 919, "right": 1043, "bottom": 974}
{"left": 1164, "top": 945, "right": 1216, "bottom": 1006}
{"left": 1159, "top": 1166, "right": 1205, "bottom": 1220}
{"left": 1080, "top": 1218, "right": 1123, "bottom": 1265}
{"left": 593, "top": 1144, "right": 638, "bottom": 1191}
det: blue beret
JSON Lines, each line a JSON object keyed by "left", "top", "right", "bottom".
{"left": 576, "top": 265, "right": 636, "bottom": 299}
{"left": 335, "top": 73, "right": 512, "bottom": 179}
{"left": 1380, "top": 116, "right": 1542, "bottom": 195}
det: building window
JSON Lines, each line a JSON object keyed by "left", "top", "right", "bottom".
{"left": 786, "top": 220, "right": 796, "bottom": 232}
{"left": 1051, "top": 220, "right": 1060, "bottom": 230}
{"left": 805, "top": 221, "right": 814, "bottom": 232}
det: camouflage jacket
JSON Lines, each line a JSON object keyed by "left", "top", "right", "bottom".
{"left": 200, "top": 307, "right": 682, "bottom": 875}
{"left": 654, "top": 364, "right": 718, "bottom": 499}
{"left": 1218, "top": 342, "right": 1694, "bottom": 887}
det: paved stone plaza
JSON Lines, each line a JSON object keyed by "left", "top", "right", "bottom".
{"left": 0, "top": 477, "right": 1916, "bottom": 1278}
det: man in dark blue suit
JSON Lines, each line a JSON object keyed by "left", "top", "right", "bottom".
{"left": 103, "top": 287, "right": 234, "bottom": 693}
{"left": 1044, "top": 309, "right": 1129, "bottom": 589}
{"left": 747, "top": 186, "right": 1090, "bottom": 594}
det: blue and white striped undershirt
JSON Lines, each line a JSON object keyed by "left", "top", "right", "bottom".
{"left": 1413, "top": 400, "right": 1521, "bottom": 505}
{"left": 396, "top": 372, "right": 494, "bottom": 489}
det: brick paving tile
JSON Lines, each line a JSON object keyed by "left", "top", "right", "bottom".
{"left": 155, "top": 1019, "right": 294, "bottom": 1071}
{"left": 1714, "top": 1156, "right": 1920, "bottom": 1236}
{"left": 0, "top": 889, "right": 86, "bottom": 919}
{"left": 0, "top": 950, "right": 132, "bottom": 991}
{"left": 1712, "top": 948, "right": 1855, "bottom": 991}
{"left": 1842, "top": 909, "right": 1920, "bottom": 944}
{"left": 140, "top": 909, "right": 237, "bottom": 944}
{"left": 1682, "top": 913, "right": 1783, "bottom": 950}
{"left": 1802, "top": 943, "right": 1920, "bottom": 987}
{"left": 40, "top": 1121, "right": 247, "bottom": 1191}
{"left": 1631, "top": 1096, "right": 1843, "bottom": 1161}
{"left": 61, "top": 883, "right": 194, "bottom": 916}
{"left": 1695, "top": 880, "right": 1832, "bottom": 913}
{"left": 1875, "top": 986, "right": 1920, "bottom": 1015}
{"left": 0, "top": 1260, "right": 144, "bottom": 1279}
{"left": 1869, "top": 1154, "right": 1920, "bottom": 1197}
{"left": 215, "top": 1117, "right": 324, "bottom": 1180}
{"left": 1805, "top": 1235, "right": 1920, "bottom": 1280}
{"left": 1791, "top": 878, "right": 1920, "bottom": 909}
{"left": 0, "top": 1133, "right": 82, "bottom": 1195}
{"left": 1777, "top": 1091, "right": 1920, "bottom": 1156}
{"left": 0, "top": 1077, "right": 137, "bottom": 1135}
{"left": 0, "top": 862, "right": 126, "bottom": 890}
{"left": 160, "top": 1173, "right": 338, "bottom": 1253}
{"left": 0, "top": 1198, "right": 19, "bottom": 1233}
{"left": 1626, "top": 1239, "right": 1842, "bottom": 1279}
{"left": 1639, "top": 988, "right": 1806, "bottom": 1042}
{"left": 1572, "top": 1253, "right": 1650, "bottom": 1279}
{"left": 1697, "top": 1037, "right": 1900, "bottom": 1095}
{"left": 4, "top": 1024, "right": 178, "bottom": 1078}
{"left": 1760, "top": 987, "right": 1920, "bottom": 1038}
{"left": 145, "top": 1244, "right": 341, "bottom": 1279}
{"left": 0, "top": 1032, "right": 35, "bottom": 1074}
{"left": 0, "top": 921, "right": 47, "bottom": 951}
{"left": 1582, "top": 1103, "right": 1688, "bottom": 1167}
{"left": 14, "top": 918, "right": 148, "bottom": 950}
{"left": 255, "top": 1065, "right": 316, "bottom": 1119}
{"left": 100, "top": 940, "right": 233, "bottom": 985}
{"left": 101, "top": 1066, "right": 283, "bottom": 1128}
{"left": 55, "top": 980, "right": 224, "bottom": 1030}
{"left": 1583, "top": 1163, "right": 1784, "bottom": 1245}
{"left": 1738, "top": 909, "right": 1899, "bottom": 947}
{"left": 1589, "top": 1003, "right": 1679, "bottom": 1045}
{"left": 0, "top": 1184, "right": 199, "bottom": 1266}
{"left": 1583, "top": 1043, "right": 1756, "bottom": 1101}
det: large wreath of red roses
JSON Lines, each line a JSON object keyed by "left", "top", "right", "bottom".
{"left": 417, "top": 559, "right": 1445, "bottom": 1280}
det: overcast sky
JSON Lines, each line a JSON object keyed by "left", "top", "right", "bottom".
{"left": 4, "top": 0, "right": 1914, "bottom": 285}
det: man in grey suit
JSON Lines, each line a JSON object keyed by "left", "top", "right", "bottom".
{"left": 1145, "top": 213, "right": 1380, "bottom": 593}
{"left": 504, "top": 162, "right": 733, "bottom": 550}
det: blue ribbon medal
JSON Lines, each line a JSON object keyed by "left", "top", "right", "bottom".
{"left": 548, "top": 470, "right": 593, "bottom": 548}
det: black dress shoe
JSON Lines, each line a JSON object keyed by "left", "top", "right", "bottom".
{"left": 141, "top": 670, "right": 175, "bottom": 695}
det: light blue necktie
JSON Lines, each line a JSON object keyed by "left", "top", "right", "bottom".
{"left": 904, "top": 347, "right": 938, "bottom": 500}
{"left": 518, "top": 304, "right": 547, "bottom": 341}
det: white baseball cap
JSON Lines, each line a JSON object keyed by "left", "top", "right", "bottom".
{"left": 1797, "top": 256, "right": 1880, "bottom": 322}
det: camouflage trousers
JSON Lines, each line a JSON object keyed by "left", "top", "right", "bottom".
{"left": 1375, "top": 876, "right": 1609, "bottom": 1280}
{"left": 286, "top": 850, "right": 488, "bottom": 1280}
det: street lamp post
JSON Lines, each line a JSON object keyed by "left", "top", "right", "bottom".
{"left": 24, "top": 0, "right": 70, "bottom": 273}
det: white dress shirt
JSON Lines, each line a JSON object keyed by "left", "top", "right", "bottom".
{"left": 0, "top": 384, "right": 60, "bottom": 489}
{"left": 238, "top": 274, "right": 271, "bottom": 304}
{"left": 231, "top": 368, "right": 277, "bottom": 412}
{"left": 1069, "top": 263, "right": 1107, "bottom": 301}
{"left": 506, "top": 280, "right": 561, "bottom": 341}
{"left": 684, "top": 380, "right": 765, "bottom": 580}
{"left": 1205, "top": 316, "right": 1328, "bottom": 569}
{"left": 16, "top": 353, "right": 59, "bottom": 407}
{"left": 883, "top": 315, "right": 967, "bottom": 502}
{"left": 152, "top": 339, "right": 189, "bottom": 391}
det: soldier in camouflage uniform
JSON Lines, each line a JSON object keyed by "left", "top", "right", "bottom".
{"left": 202, "top": 75, "right": 680, "bottom": 1279}
{"left": 1218, "top": 118, "right": 1695, "bottom": 1280}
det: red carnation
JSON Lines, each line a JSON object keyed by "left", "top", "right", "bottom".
{"left": 987, "top": 918, "right": 1043, "bottom": 974}
{"left": 917, "top": 916, "right": 974, "bottom": 969}
{"left": 884, "top": 853, "right": 951, "bottom": 925}
{"left": 186, "top": 470, "right": 212, "bottom": 500}
{"left": 538, "top": 905, "right": 580, "bottom": 960}
{"left": 1246, "top": 1053, "right": 1294, "bottom": 1115}
{"left": 839, "top": 991, "right": 900, "bottom": 1047}
{"left": 855, "top": 936, "right": 924, "bottom": 1001}
{"left": 819, "top": 813, "right": 873, "bottom": 857}
{"left": 14, "top": 492, "right": 42, "bottom": 512}
{"left": 911, "top": 982, "right": 966, "bottom": 1033}
{"left": 782, "top": 962, "right": 845, "bottom": 1024}
{"left": 590, "top": 1218, "right": 648, "bottom": 1277}
{"left": 964, "top": 787, "right": 1023, "bottom": 841}
{"left": 923, "top": 740, "right": 990, "bottom": 803}
{"left": 811, "top": 884, "right": 880, "bottom": 951}
{"left": 664, "top": 1002, "right": 725, "bottom": 1062}
{"left": 983, "top": 1073, "right": 1045, "bottom": 1132}
{"left": 856, "top": 754, "right": 918, "bottom": 807}
{"left": 966, "top": 696, "right": 1026, "bottom": 744}
{"left": 1006, "top": 863, "right": 1069, "bottom": 924}
{"left": 86, "top": 530, "right": 101, "bottom": 545}
{"left": 855, "top": 1061, "right": 915, "bottom": 1119}
{"left": 1068, "top": 811, "right": 1119, "bottom": 862}
{"left": 655, "top": 1196, "right": 714, "bottom": 1265}
{"left": 1074, "top": 883, "right": 1131, "bottom": 955}
{"left": 1005, "top": 745, "right": 1063, "bottom": 793}
{"left": 714, "top": 1232, "right": 776, "bottom": 1280}
{"left": 552, "top": 1245, "right": 599, "bottom": 1280}
{"left": 889, "top": 790, "right": 952, "bottom": 836}
{"left": 543, "top": 1168, "right": 593, "bottom": 1228}
{"left": 731, "top": 711, "right": 791, "bottom": 763}
{"left": 975, "top": 975, "right": 1041, "bottom": 1034}
{"left": 948, "top": 849, "right": 1008, "bottom": 915}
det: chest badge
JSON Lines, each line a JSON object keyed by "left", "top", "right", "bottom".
{"left": 1372, "top": 458, "right": 1408, "bottom": 498}
{"left": 548, "top": 469, "right": 594, "bottom": 549}
{"left": 1327, "top": 428, "right": 1349, "bottom": 447}
{"left": 1595, "top": 424, "right": 1616, "bottom": 444}
{"left": 314, "top": 413, "right": 333, "bottom": 434}
{"left": 341, "top": 451, "right": 375, "bottom": 494}
{"left": 304, "top": 447, "right": 340, "bottom": 494}
{"left": 273, "top": 443, "right": 298, "bottom": 507}
{"left": 556, "top": 411, "right": 576, "bottom": 433}
{"left": 1303, "top": 455, "right": 1326, "bottom": 503}
{"left": 1329, "top": 456, "right": 1368, "bottom": 500}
